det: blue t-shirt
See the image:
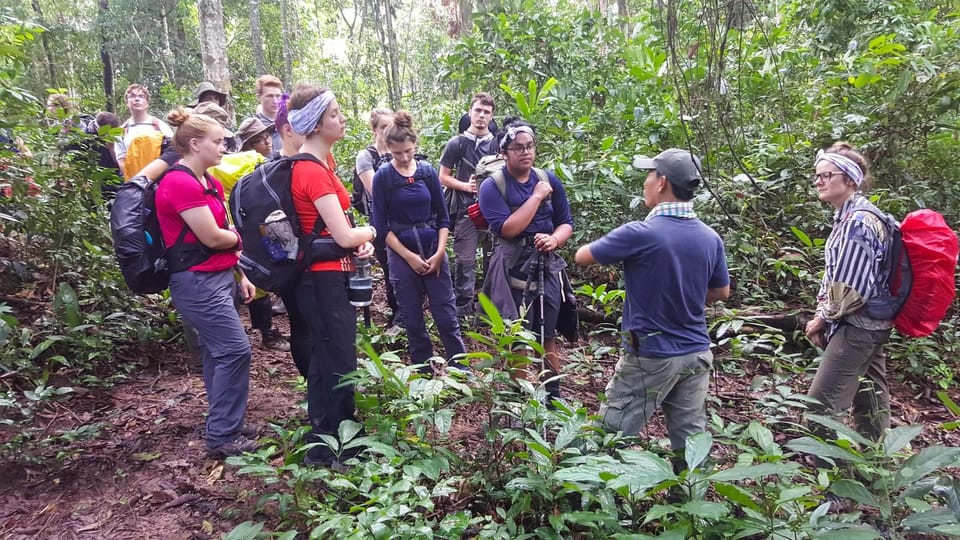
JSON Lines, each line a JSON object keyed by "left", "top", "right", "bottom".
{"left": 477, "top": 167, "right": 574, "bottom": 238}
{"left": 371, "top": 160, "right": 450, "bottom": 256}
{"left": 589, "top": 216, "right": 729, "bottom": 358}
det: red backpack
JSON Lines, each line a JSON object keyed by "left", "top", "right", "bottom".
{"left": 864, "top": 209, "right": 958, "bottom": 337}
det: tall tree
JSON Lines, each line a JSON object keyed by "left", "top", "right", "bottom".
{"left": 98, "top": 0, "right": 115, "bottom": 111}
{"left": 30, "top": 0, "right": 58, "bottom": 88}
{"left": 249, "top": 0, "right": 266, "bottom": 75}
{"left": 369, "top": 0, "right": 401, "bottom": 108}
{"left": 280, "top": 0, "right": 294, "bottom": 85}
{"left": 198, "top": 0, "right": 232, "bottom": 92}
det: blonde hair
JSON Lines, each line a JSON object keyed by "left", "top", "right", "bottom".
{"left": 369, "top": 107, "right": 394, "bottom": 131}
{"left": 167, "top": 107, "right": 221, "bottom": 156}
{"left": 124, "top": 84, "right": 150, "bottom": 101}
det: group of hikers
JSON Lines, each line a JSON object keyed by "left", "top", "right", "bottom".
{"left": 6, "top": 78, "right": 898, "bottom": 472}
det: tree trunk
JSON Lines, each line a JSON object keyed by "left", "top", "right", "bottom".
{"left": 30, "top": 0, "right": 58, "bottom": 89}
{"left": 249, "top": 0, "right": 266, "bottom": 75}
{"left": 161, "top": 0, "right": 176, "bottom": 83}
{"left": 98, "top": 0, "right": 114, "bottom": 111}
{"left": 456, "top": 0, "right": 472, "bottom": 37}
{"left": 370, "top": 0, "right": 401, "bottom": 109}
{"left": 197, "top": 0, "right": 232, "bottom": 94}
{"left": 280, "top": 0, "right": 294, "bottom": 86}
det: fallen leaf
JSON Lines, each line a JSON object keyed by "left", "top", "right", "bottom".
{"left": 206, "top": 464, "right": 224, "bottom": 484}
{"left": 132, "top": 452, "right": 162, "bottom": 462}
{"left": 201, "top": 520, "right": 214, "bottom": 534}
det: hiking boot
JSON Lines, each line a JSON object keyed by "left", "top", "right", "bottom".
{"left": 207, "top": 435, "right": 257, "bottom": 459}
{"left": 261, "top": 328, "right": 291, "bottom": 351}
{"left": 303, "top": 441, "right": 362, "bottom": 471}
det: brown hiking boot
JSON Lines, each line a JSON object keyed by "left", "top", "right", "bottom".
{"left": 207, "top": 435, "right": 257, "bottom": 459}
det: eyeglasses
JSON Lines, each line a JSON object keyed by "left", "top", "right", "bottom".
{"left": 126, "top": 93, "right": 148, "bottom": 100}
{"left": 812, "top": 171, "right": 845, "bottom": 184}
{"left": 507, "top": 143, "right": 536, "bottom": 154}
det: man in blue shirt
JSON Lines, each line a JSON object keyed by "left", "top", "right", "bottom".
{"left": 574, "top": 148, "right": 729, "bottom": 452}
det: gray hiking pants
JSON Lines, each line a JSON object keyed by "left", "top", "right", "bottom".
{"left": 169, "top": 269, "right": 252, "bottom": 448}
{"left": 807, "top": 323, "right": 890, "bottom": 442}
{"left": 600, "top": 349, "right": 713, "bottom": 450}
{"left": 451, "top": 213, "right": 487, "bottom": 315}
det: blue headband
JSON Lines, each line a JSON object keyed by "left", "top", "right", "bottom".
{"left": 815, "top": 149, "right": 864, "bottom": 186}
{"left": 500, "top": 125, "right": 535, "bottom": 151}
{"left": 287, "top": 90, "right": 336, "bottom": 136}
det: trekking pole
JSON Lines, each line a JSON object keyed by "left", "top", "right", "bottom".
{"left": 537, "top": 252, "right": 546, "bottom": 353}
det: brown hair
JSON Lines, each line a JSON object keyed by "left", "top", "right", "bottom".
{"left": 826, "top": 141, "right": 872, "bottom": 189}
{"left": 384, "top": 111, "right": 417, "bottom": 146}
{"left": 369, "top": 107, "right": 394, "bottom": 131}
{"left": 167, "top": 107, "right": 221, "bottom": 156}
{"left": 471, "top": 92, "right": 495, "bottom": 112}
{"left": 288, "top": 83, "right": 331, "bottom": 132}
{"left": 255, "top": 75, "right": 283, "bottom": 96}
{"left": 124, "top": 84, "right": 150, "bottom": 101}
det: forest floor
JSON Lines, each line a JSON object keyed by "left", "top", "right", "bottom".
{"left": 1, "top": 290, "right": 959, "bottom": 539}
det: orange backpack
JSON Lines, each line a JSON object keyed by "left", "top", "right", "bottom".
{"left": 121, "top": 119, "right": 165, "bottom": 180}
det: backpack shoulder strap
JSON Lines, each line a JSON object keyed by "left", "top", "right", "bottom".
{"left": 492, "top": 168, "right": 550, "bottom": 202}
{"left": 151, "top": 118, "right": 161, "bottom": 131}
{"left": 366, "top": 145, "right": 379, "bottom": 163}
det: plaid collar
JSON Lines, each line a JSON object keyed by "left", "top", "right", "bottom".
{"left": 645, "top": 201, "right": 697, "bottom": 221}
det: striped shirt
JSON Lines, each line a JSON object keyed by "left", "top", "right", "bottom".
{"left": 816, "top": 193, "right": 893, "bottom": 331}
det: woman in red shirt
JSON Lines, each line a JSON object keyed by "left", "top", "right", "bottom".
{"left": 155, "top": 108, "right": 257, "bottom": 459}
{"left": 287, "top": 85, "right": 376, "bottom": 468}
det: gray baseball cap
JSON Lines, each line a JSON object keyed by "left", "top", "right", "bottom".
{"left": 633, "top": 148, "right": 703, "bottom": 191}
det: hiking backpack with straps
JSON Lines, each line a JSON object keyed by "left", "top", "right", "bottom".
{"left": 110, "top": 164, "right": 219, "bottom": 294}
{"left": 121, "top": 118, "right": 168, "bottom": 180}
{"left": 466, "top": 162, "right": 550, "bottom": 230}
{"left": 351, "top": 146, "right": 391, "bottom": 216}
{"left": 859, "top": 207, "right": 958, "bottom": 337}
{"left": 229, "top": 153, "right": 351, "bottom": 294}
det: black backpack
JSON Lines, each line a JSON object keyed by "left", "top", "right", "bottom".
{"left": 110, "top": 164, "right": 215, "bottom": 294}
{"left": 229, "top": 153, "right": 346, "bottom": 294}
{"left": 351, "top": 146, "right": 391, "bottom": 216}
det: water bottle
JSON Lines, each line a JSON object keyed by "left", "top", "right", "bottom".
{"left": 348, "top": 256, "right": 373, "bottom": 307}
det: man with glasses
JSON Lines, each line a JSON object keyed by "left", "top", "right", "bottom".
{"left": 439, "top": 92, "right": 498, "bottom": 318}
{"left": 116, "top": 84, "right": 173, "bottom": 179}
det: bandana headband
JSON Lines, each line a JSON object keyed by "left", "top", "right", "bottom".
{"left": 815, "top": 149, "right": 864, "bottom": 186}
{"left": 500, "top": 125, "right": 535, "bottom": 151}
{"left": 288, "top": 90, "right": 336, "bottom": 136}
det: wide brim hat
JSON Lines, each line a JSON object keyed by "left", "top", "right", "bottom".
{"left": 633, "top": 148, "right": 703, "bottom": 191}
{"left": 191, "top": 102, "right": 234, "bottom": 137}
{"left": 237, "top": 116, "right": 275, "bottom": 148}
{"left": 189, "top": 81, "right": 228, "bottom": 107}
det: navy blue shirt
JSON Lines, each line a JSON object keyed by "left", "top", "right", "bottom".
{"left": 371, "top": 160, "right": 450, "bottom": 256}
{"left": 589, "top": 217, "right": 729, "bottom": 358}
{"left": 478, "top": 167, "right": 574, "bottom": 238}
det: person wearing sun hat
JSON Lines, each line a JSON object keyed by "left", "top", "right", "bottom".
{"left": 190, "top": 81, "right": 228, "bottom": 108}
{"left": 574, "top": 147, "right": 730, "bottom": 458}
{"left": 236, "top": 116, "right": 275, "bottom": 157}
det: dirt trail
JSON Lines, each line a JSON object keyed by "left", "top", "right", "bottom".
{"left": 1, "top": 310, "right": 959, "bottom": 539}
{"left": 0, "top": 319, "right": 305, "bottom": 540}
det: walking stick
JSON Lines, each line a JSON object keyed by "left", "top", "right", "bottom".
{"left": 537, "top": 252, "right": 545, "bottom": 352}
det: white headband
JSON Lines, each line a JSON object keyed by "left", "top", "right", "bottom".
{"left": 815, "top": 149, "right": 864, "bottom": 186}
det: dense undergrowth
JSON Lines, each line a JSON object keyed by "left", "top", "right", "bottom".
{"left": 2, "top": 0, "right": 960, "bottom": 537}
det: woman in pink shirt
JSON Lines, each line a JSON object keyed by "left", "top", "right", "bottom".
{"left": 155, "top": 108, "right": 257, "bottom": 459}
